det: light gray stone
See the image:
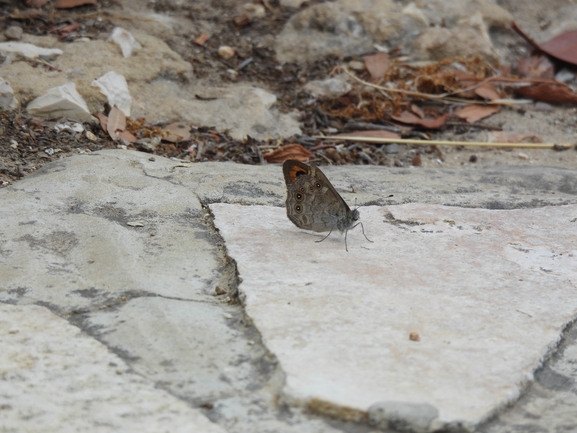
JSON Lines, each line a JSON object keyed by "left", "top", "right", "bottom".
{"left": 479, "top": 321, "right": 577, "bottom": 433}
{"left": 303, "top": 75, "right": 352, "bottom": 98}
{"left": 0, "top": 303, "right": 227, "bottom": 433}
{"left": 1, "top": 32, "right": 297, "bottom": 140}
{"left": 384, "top": 143, "right": 400, "bottom": 154}
{"left": 276, "top": 0, "right": 408, "bottom": 63}
{"left": 77, "top": 296, "right": 271, "bottom": 403}
{"left": 0, "top": 150, "right": 220, "bottom": 312}
{"left": 4, "top": 26, "right": 23, "bottom": 41}
{"left": 160, "top": 159, "right": 577, "bottom": 210}
{"left": 75, "top": 296, "right": 345, "bottom": 433}
{"left": 211, "top": 201, "right": 577, "bottom": 429}
{"left": 0, "top": 33, "right": 190, "bottom": 118}
{"left": 412, "top": 13, "right": 498, "bottom": 62}
{"left": 416, "top": 0, "right": 513, "bottom": 28}
{"left": 26, "top": 82, "right": 95, "bottom": 123}
{"left": 0, "top": 41, "right": 62, "bottom": 59}
{"left": 368, "top": 401, "right": 439, "bottom": 433}
{"left": 156, "top": 84, "right": 301, "bottom": 140}
{"left": 275, "top": 0, "right": 511, "bottom": 63}
{"left": 2, "top": 150, "right": 577, "bottom": 433}
{"left": 0, "top": 78, "right": 18, "bottom": 109}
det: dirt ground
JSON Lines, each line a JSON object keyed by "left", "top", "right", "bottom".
{"left": 0, "top": 0, "right": 575, "bottom": 188}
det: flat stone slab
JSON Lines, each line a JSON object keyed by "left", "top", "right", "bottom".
{"left": 0, "top": 150, "right": 220, "bottom": 313}
{"left": 2, "top": 150, "right": 577, "bottom": 433}
{"left": 0, "top": 303, "right": 226, "bottom": 433}
{"left": 211, "top": 202, "right": 577, "bottom": 431}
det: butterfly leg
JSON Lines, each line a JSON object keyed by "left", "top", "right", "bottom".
{"left": 350, "top": 223, "right": 374, "bottom": 248}
{"left": 359, "top": 222, "right": 373, "bottom": 243}
{"left": 315, "top": 230, "right": 333, "bottom": 244}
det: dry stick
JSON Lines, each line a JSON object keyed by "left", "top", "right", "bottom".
{"left": 339, "top": 67, "right": 565, "bottom": 105}
{"left": 340, "top": 67, "right": 497, "bottom": 102}
{"left": 313, "top": 135, "right": 573, "bottom": 149}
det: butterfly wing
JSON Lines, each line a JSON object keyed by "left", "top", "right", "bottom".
{"left": 283, "top": 160, "right": 357, "bottom": 233}
{"left": 282, "top": 160, "right": 310, "bottom": 185}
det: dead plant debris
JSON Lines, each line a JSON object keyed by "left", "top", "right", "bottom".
{"left": 0, "top": 3, "right": 576, "bottom": 189}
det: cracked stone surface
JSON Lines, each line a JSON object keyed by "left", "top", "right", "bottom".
{"left": 1, "top": 149, "right": 577, "bottom": 433}
{"left": 211, "top": 202, "right": 577, "bottom": 430}
{"left": 0, "top": 151, "right": 219, "bottom": 311}
{"left": 0, "top": 303, "right": 227, "bottom": 433}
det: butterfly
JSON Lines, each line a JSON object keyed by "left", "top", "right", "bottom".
{"left": 282, "top": 160, "right": 372, "bottom": 251}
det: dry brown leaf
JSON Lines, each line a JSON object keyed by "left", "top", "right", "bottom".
{"left": 162, "top": 122, "right": 192, "bottom": 143}
{"left": 451, "top": 70, "right": 481, "bottom": 98}
{"left": 540, "top": 29, "right": 577, "bottom": 65}
{"left": 336, "top": 130, "right": 401, "bottom": 139}
{"left": 194, "top": 33, "right": 210, "bottom": 46}
{"left": 107, "top": 106, "right": 126, "bottom": 140}
{"left": 454, "top": 105, "right": 500, "bottom": 123}
{"left": 118, "top": 130, "right": 137, "bottom": 143}
{"left": 363, "top": 52, "right": 390, "bottom": 82}
{"left": 96, "top": 113, "right": 108, "bottom": 133}
{"left": 409, "top": 104, "right": 425, "bottom": 119}
{"left": 517, "top": 55, "right": 554, "bottom": 79}
{"left": 488, "top": 132, "right": 542, "bottom": 143}
{"left": 49, "top": 22, "right": 81, "bottom": 37}
{"left": 514, "top": 23, "right": 577, "bottom": 67}
{"left": 391, "top": 111, "right": 449, "bottom": 129}
{"left": 232, "top": 14, "right": 251, "bottom": 26}
{"left": 516, "top": 83, "right": 577, "bottom": 104}
{"left": 473, "top": 82, "right": 501, "bottom": 101}
{"left": 54, "top": 0, "right": 97, "bottom": 8}
{"left": 263, "top": 143, "right": 312, "bottom": 163}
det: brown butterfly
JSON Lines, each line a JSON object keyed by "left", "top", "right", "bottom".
{"left": 282, "top": 160, "right": 372, "bottom": 251}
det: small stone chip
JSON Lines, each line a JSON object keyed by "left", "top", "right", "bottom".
{"left": 127, "top": 221, "right": 144, "bottom": 227}
{"left": 409, "top": 332, "right": 420, "bottom": 341}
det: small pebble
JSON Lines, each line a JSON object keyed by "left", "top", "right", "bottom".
{"left": 225, "top": 69, "right": 239, "bottom": 81}
{"left": 469, "top": 155, "right": 477, "bottom": 163}
{"left": 518, "top": 152, "right": 529, "bottom": 160}
{"left": 241, "top": 3, "right": 265, "bottom": 18}
{"left": 534, "top": 102, "right": 554, "bottom": 112}
{"left": 412, "top": 154, "right": 422, "bottom": 166}
{"left": 348, "top": 60, "right": 365, "bottom": 71}
{"left": 384, "top": 143, "right": 400, "bottom": 154}
{"left": 5, "top": 26, "right": 23, "bottom": 41}
{"left": 555, "top": 68, "right": 575, "bottom": 84}
{"left": 218, "top": 46, "right": 235, "bottom": 59}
